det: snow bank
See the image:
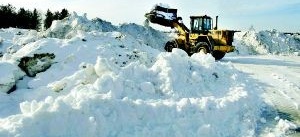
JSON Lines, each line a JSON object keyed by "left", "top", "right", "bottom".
{"left": 0, "top": 13, "right": 273, "bottom": 137}
{"left": 234, "top": 28, "right": 300, "bottom": 55}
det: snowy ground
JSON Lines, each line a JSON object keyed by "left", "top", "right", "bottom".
{"left": 224, "top": 55, "right": 300, "bottom": 136}
{"left": 0, "top": 13, "right": 299, "bottom": 137}
{"left": 224, "top": 55, "right": 300, "bottom": 115}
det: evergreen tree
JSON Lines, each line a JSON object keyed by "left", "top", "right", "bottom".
{"left": 0, "top": 4, "right": 17, "bottom": 28}
{"left": 16, "top": 8, "right": 27, "bottom": 28}
{"left": 31, "top": 9, "right": 40, "bottom": 30}
{"left": 59, "top": 8, "right": 69, "bottom": 20}
{"left": 44, "top": 9, "right": 53, "bottom": 29}
{"left": 0, "top": 4, "right": 40, "bottom": 30}
{"left": 53, "top": 11, "right": 60, "bottom": 20}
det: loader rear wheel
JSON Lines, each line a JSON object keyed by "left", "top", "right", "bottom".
{"left": 212, "top": 50, "right": 226, "bottom": 60}
{"left": 164, "top": 40, "right": 178, "bottom": 52}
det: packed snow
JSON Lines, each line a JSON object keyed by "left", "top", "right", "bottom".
{"left": 0, "top": 12, "right": 299, "bottom": 137}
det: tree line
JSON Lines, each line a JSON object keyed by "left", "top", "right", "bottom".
{"left": 0, "top": 4, "right": 69, "bottom": 30}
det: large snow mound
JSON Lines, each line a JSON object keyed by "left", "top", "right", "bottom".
{"left": 42, "top": 12, "right": 169, "bottom": 51}
{"left": 234, "top": 28, "right": 300, "bottom": 55}
{"left": 0, "top": 13, "right": 278, "bottom": 137}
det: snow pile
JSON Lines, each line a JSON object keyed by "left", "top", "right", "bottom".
{"left": 43, "top": 12, "right": 98, "bottom": 39}
{"left": 0, "top": 13, "right": 282, "bottom": 137}
{"left": 0, "top": 50, "right": 263, "bottom": 137}
{"left": 119, "top": 23, "right": 169, "bottom": 50}
{"left": 234, "top": 28, "right": 300, "bottom": 55}
{"left": 42, "top": 12, "right": 169, "bottom": 50}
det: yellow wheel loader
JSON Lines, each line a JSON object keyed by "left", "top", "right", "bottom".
{"left": 145, "top": 5, "right": 239, "bottom": 60}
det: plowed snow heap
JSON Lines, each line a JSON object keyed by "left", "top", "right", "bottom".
{"left": 0, "top": 12, "right": 267, "bottom": 137}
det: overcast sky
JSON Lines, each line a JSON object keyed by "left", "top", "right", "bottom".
{"left": 1, "top": 0, "right": 300, "bottom": 32}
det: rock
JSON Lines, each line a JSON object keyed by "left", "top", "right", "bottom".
{"left": 18, "top": 53, "right": 55, "bottom": 77}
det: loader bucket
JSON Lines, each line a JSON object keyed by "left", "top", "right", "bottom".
{"left": 145, "top": 6, "right": 177, "bottom": 27}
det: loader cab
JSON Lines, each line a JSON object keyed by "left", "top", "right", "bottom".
{"left": 190, "top": 15, "right": 213, "bottom": 34}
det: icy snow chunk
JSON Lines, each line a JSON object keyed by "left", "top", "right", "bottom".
{"left": 94, "top": 57, "right": 113, "bottom": 77}
{"left": 0, "top": 62, "right": 25, "bottom": 93}
{"left": 93, "top": 74, "right": 114, "bottom": 92}
{"left": 191, "top": 52, "right": 215, "bottom": 67}
{"left": 172, "top": 48, "right": 188, "bottom": 57}
{"left": 13, "top": 30, "right": 38, "bottom": 46}
{"left": 265, "top": 119, "right": 299, "bottom": 136}
{"left": 48, "top": 80, "right": 67, "bottom": 92}
{"left": 276, "top": 119, "right": 297, "bottom": 132}
{"left": 0, "top": 37, "right": 3, "bottom": 44}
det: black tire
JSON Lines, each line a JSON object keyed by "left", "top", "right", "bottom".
{"left": 194, "top": 42, "right": 209, "bottom": 54}
{"left": 164, "top": 40, "right": 178, "bottom": 52}
{"left": 212, "top": 50, "right": 226, "bottom": 60}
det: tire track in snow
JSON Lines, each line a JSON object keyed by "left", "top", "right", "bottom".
{"left": 225, "top": 55, "right": 300, "bottom": 125}
{"left": 271, "top": 73, "right": 300, "bottom": 111}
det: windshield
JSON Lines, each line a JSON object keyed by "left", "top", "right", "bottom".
{"left": 192, "top": 18, "right": 201, "bottom": 31}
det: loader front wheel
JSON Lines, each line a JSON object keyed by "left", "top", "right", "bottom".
{"left": 164, "top": 40, "right": 178, "bottom": 52}
{"left": 212, "top": 50, "right": 226, "bottom": 60}
{"left": 195, "top": 42, "right": 209, "bottom": 54}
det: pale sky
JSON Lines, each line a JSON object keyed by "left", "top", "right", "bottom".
{"left": 1, "top": 0, "right": 300, "bottom": 32}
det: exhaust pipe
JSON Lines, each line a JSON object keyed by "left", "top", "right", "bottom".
{"left": 214, "top": 16, "right": 218, "bottom": 30}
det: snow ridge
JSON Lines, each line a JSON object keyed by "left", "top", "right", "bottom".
{"left": 42, "top": 12, "right": 169, "bottom": 50}
{"left": 234, "top": 28, "right": 300, "bottom": 55}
